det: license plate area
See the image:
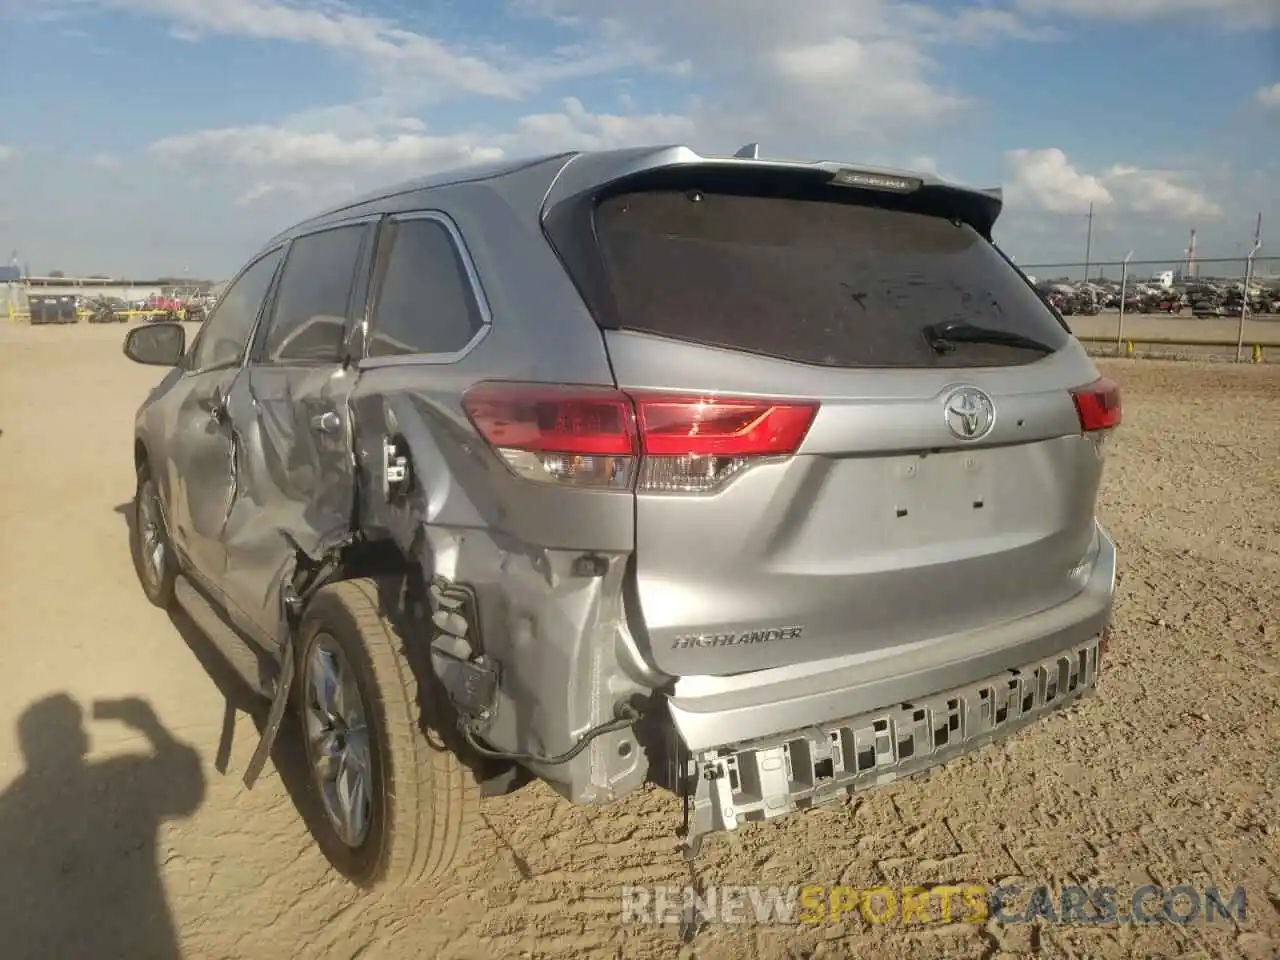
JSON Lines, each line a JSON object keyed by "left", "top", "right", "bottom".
{"left": 883, "top": 447, "right": 997, "bottom": 534}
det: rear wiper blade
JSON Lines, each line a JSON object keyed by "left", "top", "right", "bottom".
{"left": 923, "top": 321, "right": 1054, "bottom": 355}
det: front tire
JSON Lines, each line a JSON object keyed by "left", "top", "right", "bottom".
{"left": 297, "top": 578, "right": 477, "bottom": 890}
{"left": 131, "top": 466, "right": 176, "bottom": 607}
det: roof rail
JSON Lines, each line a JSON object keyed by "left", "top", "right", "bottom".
{"left": 732, "top": 142, "right": 761, "bottom": 159}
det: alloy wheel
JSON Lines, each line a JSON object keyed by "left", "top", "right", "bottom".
{"left": 304, "top": 635, "right": 373, "bottom": 848}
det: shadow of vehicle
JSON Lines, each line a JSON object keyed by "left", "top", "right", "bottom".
{"left": 0, "top": 694, "right": 205, "bottom": 960}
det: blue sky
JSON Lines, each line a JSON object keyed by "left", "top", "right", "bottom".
{"left": 0, "top": 0, "right": 1276, "bottom": 280}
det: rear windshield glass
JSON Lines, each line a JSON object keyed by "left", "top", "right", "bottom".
{"left": 592, "top": 189, "right": 1070, "bottom": 368}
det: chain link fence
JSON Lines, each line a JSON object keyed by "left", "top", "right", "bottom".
{"left": 1016, "top": 255, "right": 1280, "bottom": 362}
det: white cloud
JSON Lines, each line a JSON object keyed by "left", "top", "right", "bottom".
{"left": 907, "top": 155, "right": 942, "bottom": 176}
{"left": 103, "top": 0, "right": 523, "bottom": 97}
{"left": 41, "top": 0, "right": 671, "bottom": 102}
{"left": 1005, "top": 148, "right": 1114, "bottom": 214}
{"left": 902, "top": 154, "right": 968, "bottom": 183}
{"left": 1256, "top": 83, "right": 1280, "bottom": 109}
{"left": 35, "top": 0, "right": 1116, "bottom": 156}
{"left": 0, "top": 145, "right": 13, "bottom": 163}
{"left": 10, "top": 1, "right": 1268, "bottom": 274}
{"left": 1101, "top": 164, "right": 1222, "bottom": 218}
{"left": 87, "top": 152, "right": 121, "bottom": 170}
{"left": 266, "top": 99, "right": 421, "bottom": 140}
{"left": 1015, "top": 0, "right": 1278, "bottom": 27}
{"left": 234, "top": 181, "right": 333, "bottom": 207}
{"left": 1004, "top": 148, "right": 1221, "bottom": 219}
{"left": 150, "top": 98, "right": 696, "bottom": 204}
{"left": 151, "top": 126, "right": 507, "bottom": 172}
{"left": 508, "top": 97, "right": 695, "bottom": 151}
{"left": 234, "top": 183, "right": 281, "bottom": 207}
{"left": 770, "top": 36, "right": 972, "bottom": 130}
{"left": 897, "top": 4, "right": 1064, "bottom": 42}
{"left": 515, "top": 0, "right": 1035, "bottom": 141}
{"left": 152, "top": 97, "right": 696, "bottom": 172}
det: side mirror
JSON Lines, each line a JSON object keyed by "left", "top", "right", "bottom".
{"left": 124, "top": 322, "right": 186, "bottom": 366}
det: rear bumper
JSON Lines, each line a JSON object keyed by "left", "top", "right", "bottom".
{"left": 667, "top": 521, "right": 1116, "bottom": 753}
{"left": 680, "top": 634, "right": 1102, "bottom": 854}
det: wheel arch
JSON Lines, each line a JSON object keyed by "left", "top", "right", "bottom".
{"left": 287, "top": 537, "right": 417, "bottom": 656}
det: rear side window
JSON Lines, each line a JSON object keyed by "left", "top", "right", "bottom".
{"left": 260, "top": 224, "right": 367, "bottom": 364}
{"left": 367, "top": 217, "right": 485, "bottom": 357}
{"left": 592, "top": 190, "right": 1070, "bottom": 368}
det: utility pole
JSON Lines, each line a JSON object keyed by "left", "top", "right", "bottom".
{"left": 1083, "top": 202, "right": 1094, "bottom": 284}
{"left": 1237, "top": 213, "right": 1263, "bottom": 362}
{"left": 1117, "top": 250, "right": 1134, "bottom": 353}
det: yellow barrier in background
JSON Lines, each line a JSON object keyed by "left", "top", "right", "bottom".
{"left": 5, "top": 304, "right": 189, "bottom": 323}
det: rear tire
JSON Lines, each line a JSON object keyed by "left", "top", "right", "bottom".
{"left": 131, "top": 465, "right": 176, "bottom": 608}
{"left": 296, "top": 578, "right": 477, "bottom": 890}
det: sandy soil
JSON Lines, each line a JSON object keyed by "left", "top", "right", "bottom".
{"left": 0, "top": 322, "right": 1277, "bottom": 960}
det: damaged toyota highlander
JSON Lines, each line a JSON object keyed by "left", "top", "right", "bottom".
{"left": 122, "top": 144, "right": 1120, "bottom": 890}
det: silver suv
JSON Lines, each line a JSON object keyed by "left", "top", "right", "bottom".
{"left": 123, "top": 144, "right": 1120, "bottom": 889}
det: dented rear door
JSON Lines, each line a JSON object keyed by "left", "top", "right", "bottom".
{"left": 164, "top": 247, "right": 285, "bottom": 594}
{"left": 218, "top": 219, "right": 375, "bottom": 643}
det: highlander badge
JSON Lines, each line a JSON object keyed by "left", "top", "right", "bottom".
{"left": 672, "top": 626, "right": 804, "bottom": 650}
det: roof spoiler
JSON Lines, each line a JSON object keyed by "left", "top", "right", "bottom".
{"left": 542, "top": 145, "right": 1007, "bottom": 235}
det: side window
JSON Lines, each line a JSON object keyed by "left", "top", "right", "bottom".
{"left": 260, "top": 224, "right": 367, "bottom": 364}
{"left": 192, "top": 249, "right": 282, "bottom": 371}
{"left": 367, "top": 217, "right": 486, "bottom": 357}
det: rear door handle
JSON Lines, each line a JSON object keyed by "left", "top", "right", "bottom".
{"left": 310, "top": 411, "right": 341, "bottom": 435}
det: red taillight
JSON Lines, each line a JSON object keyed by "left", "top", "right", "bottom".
{"left": 1070, "top": 377, "right": 1122, "bottom": 432}
{"left": 632, "top": 395, "right": 818, "bottom": 457}
{"left": 461, "top": 382, "right": 819, "bottom": 492}
{"left": 460, "top": 383, "right": 636, "bottom": 455}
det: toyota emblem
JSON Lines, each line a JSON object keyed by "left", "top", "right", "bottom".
{"left": 943, "top": 387, "right": 995, "bottom": 441}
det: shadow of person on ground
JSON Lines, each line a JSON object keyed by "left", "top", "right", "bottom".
{"left": 0, "top": 694, "right": 206, "bottom": 960}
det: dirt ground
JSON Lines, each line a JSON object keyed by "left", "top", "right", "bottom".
{"left": 0, "top": 322, "right": 1277, "bottom": 960}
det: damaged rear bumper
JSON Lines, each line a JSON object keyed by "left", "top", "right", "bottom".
{"left": 682, "top": 635, "right": 1102, "bottom": 855}
{"left": 668, "top": 523, "right": 1115, "bottom": 753}
{"left": 672, "top": 523, "right": 1115, "bottom": 854}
